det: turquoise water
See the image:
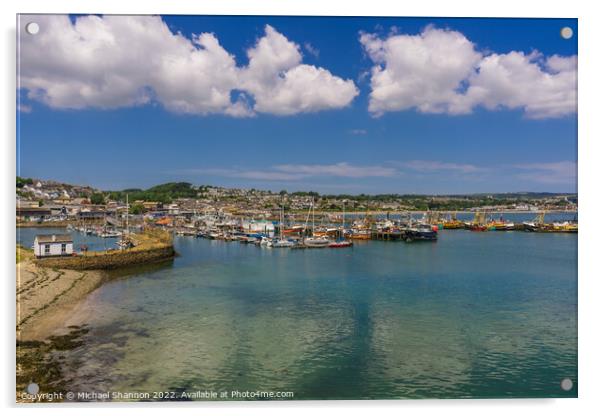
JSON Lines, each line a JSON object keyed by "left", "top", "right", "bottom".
{"left": 17, "top": 219, "right": 577, "bottom": 400}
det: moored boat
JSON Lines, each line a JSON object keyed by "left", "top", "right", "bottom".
{"left": 328, "top": 240, "right": 353, "bottom": 248}
{"left": 469, "top": 212, "right": 488, "bottom": 232}
{"left": 404, "top": 224, "right": 438, "bottom": 241}
{"left": 349, "top": 230, "right": 371, "bottom": 239}
{"left": 522, "top": 212, "right": 551, "bottom": 232}
{"left": 329, "top": 203, "right": 353, "bottom": 248}
{"left": 487, "top": 221, "right": 515, "bottom": 231}
{"left": 99, "top": 230, "right": 122, "bottom": 238}
{"left": 552, "top": 221, "right": 578, "bottom": 233}
{"left": 303, "top": 236, "right": 331, "bottom": 248}
{"left": 443, "top": 220, "right": 464, "bottom": 229}
{"left": 270, "top": 238, "right": 296, "bottom": 248}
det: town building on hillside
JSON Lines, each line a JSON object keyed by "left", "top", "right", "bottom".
{"left": 142, "top": 201, "right": 163, "bottom": 211}
{"left": 76, "top": 209, "right": 106, "bottom": 220}
{"left": 16, "top": 207, "right": 52, "bottom": 222}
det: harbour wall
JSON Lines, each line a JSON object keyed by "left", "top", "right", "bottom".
{"left": 34, "top": 245, "right": 175, "bottom": 270}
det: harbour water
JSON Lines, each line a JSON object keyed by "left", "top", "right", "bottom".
{"left": 17, "top": 214, "right": 577, "bottom": 400}
{"left": 17, "top": 227, "right": 119, "bottom": 252}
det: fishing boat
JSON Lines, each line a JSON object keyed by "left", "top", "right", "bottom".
{"left": 443, "top": 220, "right": 464, "bottom": 229}
{"left": 377, "top": 219, "right": 396, "bottom": 231}
{"left": 487, "top": 216, "right": 515, "bottom": 231}
{"left": 552, "top": 221, "right": 578, "bottom": 233}
{"left": 522, "top": 212, "right": 550, "bottom": 232}
{"left": 403, "top": 223, "right": 438, "bottom": 241}
{"left": 469, "top": 212, "right": 488, "bottom": 231}
{"left": 522, "top": 222, "right": 538, "bottom": 232}
{"left": 328, "top": 203, "right": 353, "bottom": 248}
{"left": 423, "top": 211, "right": 444, "bottom": 228}
{"left": 443, "top": 212, "right": 464, "bottom": 229}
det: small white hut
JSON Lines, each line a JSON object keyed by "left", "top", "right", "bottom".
{"left": 33, "top": 234, "right": 74, "bottom": 257}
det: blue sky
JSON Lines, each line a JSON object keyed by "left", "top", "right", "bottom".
{"left": 17, "top": 15, "right": 577, "bottom": 194}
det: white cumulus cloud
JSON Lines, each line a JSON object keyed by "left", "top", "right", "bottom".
{"left": 18, "top": 16, "right": 357, "bottom": 117}
{"left": 240, "top": 25, "right": 358, "bottom": 115}
{"left": 464, "top": 52, "right": 577, "bottom": 119}
{"left": 360, "top": 26, "right": 577, "bottom": 119}
{"left": 360, "top": 26, "right": 482, "bottom": 116}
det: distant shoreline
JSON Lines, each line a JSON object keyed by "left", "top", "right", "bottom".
{"left": 301, "top": 210, "right": 577, "bottom": 216}
{"left": 17, "top": 221, "right": 74, "bottom": 228}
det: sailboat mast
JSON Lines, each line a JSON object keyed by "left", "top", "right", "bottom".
{"left": 303, "top": 199, "right": 311, "bottom": 237}
{"left": 312, "top": 199, "right": 315, "bottom": 235}
{"left": 126, "top": 193, "right": 129, "bottom": 235}
{"left": 342, "top": 201, "right": 345, "bottom": 238}
{"left": 280, "top": 205, "right": 284, "bottom": 239}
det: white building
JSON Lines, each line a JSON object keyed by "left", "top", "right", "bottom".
{"left": 241, "top": 219, "right": 275, "bottom": 235}
{"left": 33, "top": 234, "right": 74, "bottom": 257}
{"left": 167, "top": 203, "right": 180, "bottom": 214}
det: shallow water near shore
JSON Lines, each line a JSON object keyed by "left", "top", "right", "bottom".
{"left": 17, "top": 217, "right": 577, "bottom": 400}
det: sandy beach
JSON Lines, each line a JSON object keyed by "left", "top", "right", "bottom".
{"left": 16, "top": 259, "right": 106, "bottom": 341}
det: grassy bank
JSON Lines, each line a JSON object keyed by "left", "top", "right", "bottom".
{"left": 17, "top": 244, "right": 33, "bottom": 264}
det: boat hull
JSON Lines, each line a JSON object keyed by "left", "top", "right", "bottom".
{"left": 328, "top": 241, "right": 353, "bottom": 248}
{"left": 403, "top": 229, "right": 438, "bottom": 241}
{"left": 303, "top": 238, "right": 331, "bottom": 248}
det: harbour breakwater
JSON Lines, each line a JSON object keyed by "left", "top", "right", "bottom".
{"left": 34, "top": 230, "right": 175, "bottom": 270}
{"left": 34, "top": 245, "right": 175, "bottom": 270}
